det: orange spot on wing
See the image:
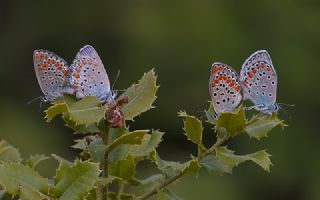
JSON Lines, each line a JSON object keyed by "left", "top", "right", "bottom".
{"left": 212, "top": 67, "right": 223, "bottom": 74}
{"left": 248, "top": 73, "right": 254, "bottom": 78}
{"left": 235, "top": 86, "right": 241, "bottom": 91}
{"left": 74, "top": 74, "right": 80, "bottom": 78}
{"left": 63, "top": 70, "right": 69, "bottom": 76}
{"left": 229, "top": 82, "right": 235, "bottom": 87}
{"left": 252, "top": 69, "right": 257, "bottom": 74}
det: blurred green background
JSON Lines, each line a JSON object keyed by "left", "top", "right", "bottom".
{"left": 0, "top": 0, "right": 318, "bottom": 199}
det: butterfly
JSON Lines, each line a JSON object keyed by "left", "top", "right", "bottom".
{"left": 33, "top": 49, "right": 74, "bottom": 102}
{"left": 33, "top": 45, "right": 115, "bottom": 103}
{"left": 69, "top": 45, "right": 116, "bottom": 103}
{"left": 240, "top": 50, "right": 279, "bottom": 115}
{"left": 209, "top": 62, "right": 242, "bottom": 116}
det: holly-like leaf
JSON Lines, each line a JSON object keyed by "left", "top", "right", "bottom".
{"left": 25, "top": 154, "right": 50, "bottom": 169}
{"left": 0, "top": 163, "right": 49, "bottom": 196}
{"left": 45, "top": 103, "right": 68, "bottom": 122}
{"left": 20, "top": 185, "right": 51, "bottom": 200}
{"left": 181, "top": 159, "right": 201, "bottom": 175}
{"left": 52, "top": 160, "right": 101, "bottom": 200}
{"left": 130, "top": 130, "right": 164, "bottom": 158}
{"left": 63, "top": 116, "right": 101, "bottom": 134}
{"left": 245, "top": 114, "right": 287, "bottom": 139}
{"left": 107, "top": 130, "right": 149, "bottom": 154}
{"left": 109, "top": 145, "right": 130, "bottom": 163}
{"left": 109, "top": 127, "right": 129, "bottom": 143}
{"left": 72, "top": 135, "right": 100, "bottom": 150}
{"left": 0, "top": 140, "right": 22, "bottom": 163}
{"left": 200, "top": 155, "right": 232, "bottom": 174}
{"left": 67, "top": 96, "right": 107, "bottom": 126}
{"left": 205, "top": 103, "right": 216, "bottom": 124}
{"left": 149, "top": 151, "right": 185, "bottom": 177}
{"left": 215, "top": 106, "right": 246, "bottom": 137}
{"left": 109, "top": 154, "right": 136, "bottom": 180}
{"left": 119, "top": 69, "right": 159, "bottom": 120}
{"left": 178, "top": 111, "right": 204, "bottom": 149}
{"left": 87, "top": 138, "right": 107, "bottom": 163}
{"left": 216, "top": 146, "right": 272, "bottom": 172}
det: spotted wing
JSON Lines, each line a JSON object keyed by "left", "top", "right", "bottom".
{"left": 209, "top": 62, "right": 242, "bottom": 115}
{"left": 33, "top": 50, "right": 70, "bottom": 101}
{"left": 70, "top": 45, "right": 112, "bottom": 103}
{"left": 240, "top": 50, "right": 277, "bottom": 108}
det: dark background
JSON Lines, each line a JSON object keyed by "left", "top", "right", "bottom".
{"left": 0, "top": 1, "right": 318, "bottom": 199}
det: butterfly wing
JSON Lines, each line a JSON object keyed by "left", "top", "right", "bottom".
{"left": 33, "top": 50, "right": 70, "bottom": 101}
{"left": 70, "top": 45, "right": 113, "bottom": 103}
{"left": 240, "top": 50, "right": 277, "bottom": 110}
{"left": 209, "top": 62, "right": 242, "bottom": 115}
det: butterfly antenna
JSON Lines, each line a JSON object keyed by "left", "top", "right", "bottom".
{"left": 112, "top": 70, "right": 120, "bottom": 91}
{"left": 27, "top": 96, "right": 42, "bottom": 105}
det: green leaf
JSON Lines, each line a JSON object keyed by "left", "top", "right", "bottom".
{"left": 109, "top": 154, "right": 136, "bottom": 180}
{"left": 130, "top": 130, "right": 164, "bottom": 158}
{"left": 87, "top": 138, "right": 107, "bottom": 162}
{"left": 63, "top": 116, "right": 101, "bottom": 134}
{"left": 200, "top": 155, "right": 232, "bottom": 174}
{"left": 68, "top": 96, "right": 107, "bottom": 126}
{"left": 216, "top": 146, "right": 272, "bottom": 172}
{"left": 245, "top": 114, "right": 287, "bottom": 139}
{"left": 128, "top": 174, "right": 164, "bottom": 195}
{"left": 178, "top": 112, "right": 204, "bottom": 149}
{"left": 52, "top": 154, "right": 73, "bottom": 166}
{"left": 158, "top": 189, "right": 184, "bottom": 200}
{"left": 119, "top": 69, "right": 159, "bottom": 120}
{"left": 215, "top": 106, "right": 246, "bottom": 137}
{"left": 0, "top": 163, "right": 49, "bottom": 196}
{"left": 181, "top": 159, "right": 201, "bottom": 175}
{"left": 0, "top": 140, "right": 22, "bottom": 163}
{"left": 109, "top": 145, "right": 130, "bottom": 163}
{"left": 20, "top": 185, "right": 50, "bottom": 200}
{"left": 53, "top": 160, "right": 101, "bottom": 200}
{"left": 109, "top": 127, "right": 129, "bottom": 143}
{"left": 45, "top": 103, "right": 68, "bottom": 122}
{"left": 107, "top": 130, "right": 149, "bottom": 153}
{"left": 25, "top": 154, "right": 50, "bottom": 169}
{"left": 205, "top": 103, "right": 216, "bottom": 124}
{"left": 149, "top": 151, "right": 184, "bottom": 177}
{"left": 72, "top": 135, "right": 99, "bottom": 150}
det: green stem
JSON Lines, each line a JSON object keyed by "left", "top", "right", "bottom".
{"left": 136, "top": 135, "right": 228, "bottom": 200}
{"left": 116, "top": 180, "right": 125, "bottom": 199}
{"left": 97, "top": 125, "right": 110, "bottom": 200}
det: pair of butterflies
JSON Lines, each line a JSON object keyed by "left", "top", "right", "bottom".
{"left": 209, "top": 50, "right": 279, "bottom": 116}
{"left": 33, "top": 45, "right": 116, "bottom": 104}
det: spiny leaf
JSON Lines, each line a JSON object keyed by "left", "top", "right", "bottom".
{"left": 20, "top": 185, "right": 51, "bottom": 200}
{"left": 0, "top": 163, "right": 49, "bottom": 196}
{"left": 181, "top": 159, "right": 201, "bottom": 175}
{"left": 130, "top": 130, "right": 164, "bottom": 158}
{"left": 109, "top": 154, "right": 136, "bottom": 180}
{"left": 200, "top": 155, "right": 232, "bottom": 175}
{"left": 245, "top": 114, "right": 287, "bottom": 139}
{"left": 149, "top": 151, "right": 185, "bottom": 177}
{"left": 0, "top": 140, "right": 22, "bottom": 163}
{"left": 109, "top": 127, "right": 129, "bottom": 143}
{"left": 51, "top": 154, "right": 73, "bottom": 167}
{"left": 68, "top": 96, "right": 107, "bottom": 126}
{"left": 87, "top": 138, "right": 107, "bottom": 162}
{"left": 45, "top": 103, "right": 68, "bottom": 122}
{"left": 119, "top": 69, "right": 159, "bottom": 120}
{"left": 107, "top": 130, "right": 149, "bottom": 153}
{"left": 216, "top": 146, "right": 272, "bottom": 172}
{"left": 63, "top": 115, "right": 101, "bottom": 134}
{"left": 72, "top": 135, "right": 100, "bottom": 150}
{"left": 178, "top": 111, "right": 205, "bottom": 149}
{"left": 25, "top": 154, "right": 50, "bottom": 169}
{"left": 52, "top": 160, "right": 101, "bottom": 200}
{"left": 109, "top": 145, "right": 130, "bottom": 163}
{"left": 205, "top": 102, "right": 216, "bottom": 124}
{"left": 215, "top": 106, "right": 246, "bottom": 137}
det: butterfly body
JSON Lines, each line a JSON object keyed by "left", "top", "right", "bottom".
{"left": 240, "top": 50, "right": 278, "bottom": 115}
{"left": 209, "top": 62, "right": 242, "bottom": 115}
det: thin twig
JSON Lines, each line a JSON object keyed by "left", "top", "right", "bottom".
{"left": 136, "top": 135, "right": 228, "bottom": 200}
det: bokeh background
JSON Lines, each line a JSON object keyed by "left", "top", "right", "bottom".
{"left": 0, "top": 0, "right": 318, "bottom": 199}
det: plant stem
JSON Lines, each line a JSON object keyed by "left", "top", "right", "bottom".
{"left": 137, "top": 135, "right": 228, "bottom": 200}
{"left": 97, "top": 125, "right": 110, "bottom": 200}
{"left": 116, "top": 180, "right": 125, "bottom": 199}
